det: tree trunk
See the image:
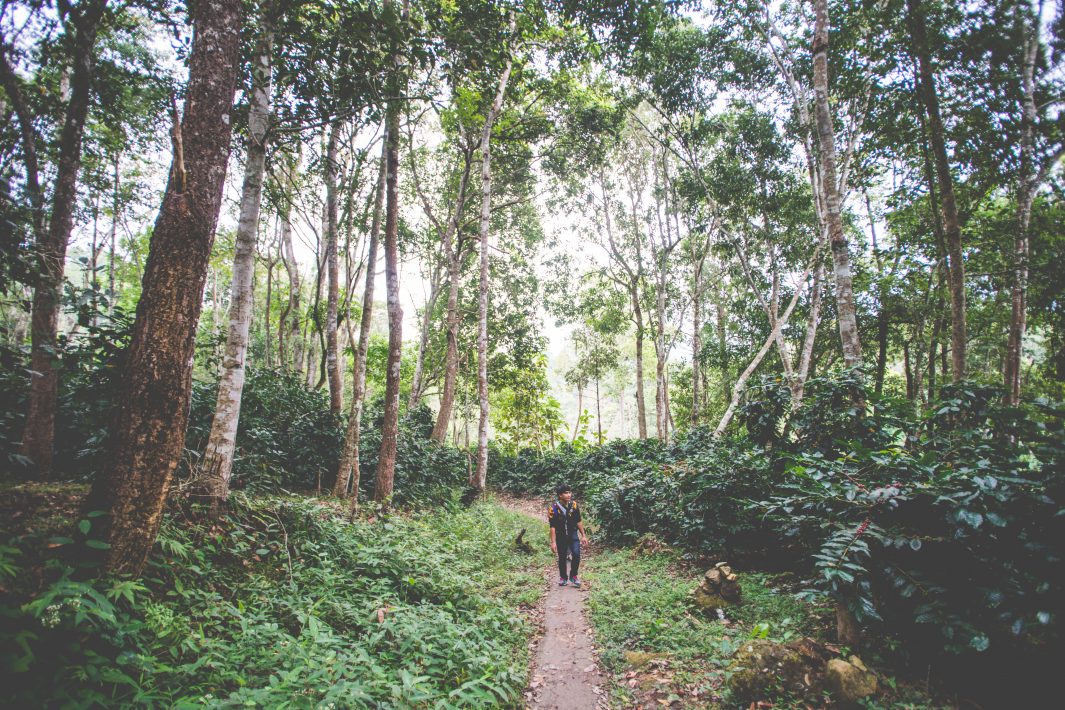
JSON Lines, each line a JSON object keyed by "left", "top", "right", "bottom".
{"left": 473, "top": 54, "right": 514, "bottom": 492}
{"left": 109, "top": 152, "right": 120, "bottom": 309}
{"left": 793, "top": 264, "right": 823, "bottom": 405}
{"left": 407, "top": 269, "right": 442, "bottom": 409}
{"left": 633, "top": 301, "right": 648, "bottom": 439}
{"left": 374, "top": 20, "right": 406, "bottom": 504}
{"left": 19, "top": 1, "right": 106, "bottom": 477}
{"left": 196, "top": 23, "right": 272, "bottom": 513}
{"left": 813, "top": 0, "right": 865, "bottom": 647}
{"left": 594, "top": 370, "right": 602, "bottom": 444}
{"left": 429, "top": 147, "right": 475, "bottom": 442}
{"left": 279, "top": 169, "right": 302, "bottom": 374}
{"left": 84, "top": 0, "right": 242, "bottom": 575}
{"left": 324, "top": 123, "right": 343, "bottom": 413}
{"left": 432, "top": 254, "right": 463, "bottom": 441}
{"left": 812, "top": 0, "right": 862, "bottom": 371}
{"left": 691, "top": 239, "right": 706, "bottom": 426}
{"left": 715, "top": 297, "right": 730, "bottom": 402}
{"left": 908, "top": 0, "right": 966, "bottom": 382}
{"left": 715, "top": 259, "right": 815, "bottom": 436}
{"left": 1005, "top": 10, "right": 1040, "bottom": 406}
{"left": 572, "top": 381, "right": 584, "bottom": 442}
{"left": 336, "top": 136, "right": 386, "bottom": 502}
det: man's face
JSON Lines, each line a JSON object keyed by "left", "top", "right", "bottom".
{"left": 558, "top": 491, "right": 572, "bottom": 504}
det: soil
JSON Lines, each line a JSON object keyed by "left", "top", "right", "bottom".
{"left": 497, "top": 494, "right": 607, "bottom": 709}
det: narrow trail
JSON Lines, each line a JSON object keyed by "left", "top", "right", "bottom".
{"left": 497, "top": 495, "right": 607, "bottom": 710}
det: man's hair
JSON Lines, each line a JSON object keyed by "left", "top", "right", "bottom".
{"left": 555, "top": 483, "right": 572, "bottom": 496}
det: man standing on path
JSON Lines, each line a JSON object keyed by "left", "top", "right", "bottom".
{"left": 548, "top": 484, "right": 588, "bottom": 587}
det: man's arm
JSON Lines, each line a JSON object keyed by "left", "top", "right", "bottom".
{"left": 549, "top": 526, "right": 557, "bottom": 554}
{"left": 577, "top": 520, "right": 587, "bottom": 543}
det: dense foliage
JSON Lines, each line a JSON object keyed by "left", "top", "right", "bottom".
{"left": 0, "top": 496, "right": 548, "bottom": 707}
{"left": 498, "top": 372, "right": 1065, "bottom": 672}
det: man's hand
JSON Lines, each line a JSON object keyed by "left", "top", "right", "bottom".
{"left": 551, "top": 542, "right": 558, "bottom": 555}
{"left": 580, "top": 533, "right": 589, "bottom": 546}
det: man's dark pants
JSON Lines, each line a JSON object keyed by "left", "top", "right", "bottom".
{"left": 557, "top": 536, "right": 581, "bottom": 580}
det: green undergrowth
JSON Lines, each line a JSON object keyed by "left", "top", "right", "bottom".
{"left": 586, "top": 548, "right": 823, "bottom": 669}
{"left": 585, "top": 547, "right": 942, "bottom": 708}
{"left": 1, "top": 492, "right": 551, "bottom": 708}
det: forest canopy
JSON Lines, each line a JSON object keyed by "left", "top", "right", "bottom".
{"left": 1, "top": 0, "right": 1064, "bottom": 707}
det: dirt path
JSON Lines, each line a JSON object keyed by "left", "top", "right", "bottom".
{"left": 496, "top": 494, "right": 606, "bottom": 709}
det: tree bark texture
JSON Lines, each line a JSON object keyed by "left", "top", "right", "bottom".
{"left": 908, "top": 0, "right": 966, "bottom": 382}
{"left": 812, "top": 0, "right": 862, "bottom": 370}
{"left": 374, "top": 53, "right": 405, "bottom": 504}
{"left": 336, "top": 136, "right": 386, "bottom": 501}
{"left": 324, "top": 123, "right": 343, "bottom": 413}
{"left": 196, "top": 22, "right": 272, "bottom": 512}
{"left": 19, "top": 1, "right": 106, "bottom": 477}
{"left": 84, "top": 0, "right": 242, "bottom": 575}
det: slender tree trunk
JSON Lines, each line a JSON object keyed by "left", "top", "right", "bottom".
{"left": 429, "top": 147, "right": 474, "bottom": 442}
{"left": 715, "top": 260, "right": 815, "bottom": 436}
{"left": 691, "top": 240, "right": 706, "bottom": 426}
{"left": 374, "top": 14, "right": 406, "bottom": 504}
{"left": 19, "top": 1, "right": 106, "bottom": 477}
{"left": 337, "top": 136, "right": 386, "bottom": 502}
{"left": 109, "top": 152, "right": 120, "bottom": 309}
{"left": 279, "top": 181, "right": 302, "bottom": 373}
{"left": 84, "top": 0, "right": 242, "bottom": 575}
{"left": 633, "top": 301, "right": 648, "bottom": 439}
{"left": 1005, "top": 9, "right": 1040, "bottom": 406}
{"left": 407, "top": 270, "right": 441, "bottom": 409}
{"left": 812, "top": 0, "right": 862, "bottom": 371}
{"left": 473, "top": 53, "right": 514, "bottom": 492}
{"left": 715, "top": 297, "right": 730, "bottom": 402}
{"left": 432, "top": 254, "right": 463, "bottom": 441}
{"left": 572, "top": 381, "right": 584, "bottom": 442}
{"left": 195, "top": 24, "right": 272, "bottom": 513}
{"left": 324, "top": 124, "right": 343, "bottom": 413}
{"left": 814, "top": 0, "right": 864, "bottom": 648}
{"left": 908, "top": 0, "right": 966, "bottom": 382}
{"left": 594, "top": 370, "right": 602, "bottom": 444}
{"left": 794, "top": 264, "right": 823, "bottom": 405}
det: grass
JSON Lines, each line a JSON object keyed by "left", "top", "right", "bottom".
{"left": 584, "top": 547, "right": 830, "bottom": 708}
{"left": 1, "top": 488, "right": 552, "bottom": 708}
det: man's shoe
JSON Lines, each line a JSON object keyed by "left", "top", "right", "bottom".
{"left": 558, "top": 578, "right": 568, "bottom": 586}
{"left": 570, "top": 577, "right": 582, "bottom": 588}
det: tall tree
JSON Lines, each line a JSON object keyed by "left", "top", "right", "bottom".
{"left": 85, "top": 0, "right": 243, "bottom": 575}
{"left": 5, "top": 0, "right": 108, "bottom": 477}
{"left": 335, "top": 135, "right": 386, "bottom": 502}
{"left": 812, "top": 0, "right": 862, "bottom": 371}
{"left": 196, "top": 9, "right": 274, "bottom": 513}
{"left": 472, "top": 37, "right": 515, "bottom": 493}
{"left": 373, "top": 0, "right": 407, "bottom": 504}
{"left": 907, "top": 0, "right": 965, "bottom": 381}
{"left": 323, "top": 122, "right": 343, "bottom": 413}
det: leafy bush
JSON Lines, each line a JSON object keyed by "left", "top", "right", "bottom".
{"left": 1, "top": 495, "right": 548, "bottom": 707}
{"left": 185, "top": 367, "right": 345, "bottom": 494}
{"left": 497, "top": 372, "right": 1065, "bottom": 669}
{"left": 760, "top": 383, "right": 1065, "bottom": 658}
